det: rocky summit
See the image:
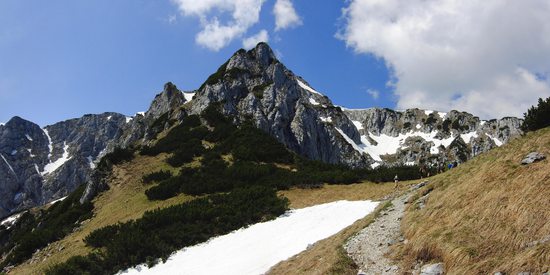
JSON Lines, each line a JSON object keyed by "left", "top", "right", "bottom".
{"left": 0, "top": 43, "right": 523, "bottom": 219}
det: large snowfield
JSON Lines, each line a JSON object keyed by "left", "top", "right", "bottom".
{"left": 119, "top": 200, "right": 378, "bottom": 275}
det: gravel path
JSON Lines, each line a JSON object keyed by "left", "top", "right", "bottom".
{"left": 344, "top": 190, "right": 413, "bottom": 275}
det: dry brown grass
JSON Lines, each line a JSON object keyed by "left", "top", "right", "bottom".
{"left": 269, "top": 180, "right": 417, "bottom": 275}
{"left": 279, "top": 181, "right": 405, "bottom": 209}
{"left": 10, "top": 154, "right": 194, "bottom": 275}
{"left": 393, "top": 128, "right": 550, "bottom": 274}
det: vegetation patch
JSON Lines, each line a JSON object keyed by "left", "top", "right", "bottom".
{"left": 0, "top": 185, "right": 93, "bottom": 270}
{"left": 46, "top": 186, "right": 288, "bottom": 275}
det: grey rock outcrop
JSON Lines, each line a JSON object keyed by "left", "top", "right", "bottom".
{"left": 0, "top": 113, "right": 128, "bottom": 218}
{"left": 521, "top": 152, "right": 545, "bottom": 165}
{"left": 420, "top": 263, "right": 444, "bottom": 275}
{"left": 186, "top": 43, "right": 373, "bottom": 168}
{"left": 344, "top": 108, "right": 523, "bottom": 167}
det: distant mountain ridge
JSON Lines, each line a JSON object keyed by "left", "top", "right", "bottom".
{"left": 0, "top": 43, "right": 523, "bottom": 219}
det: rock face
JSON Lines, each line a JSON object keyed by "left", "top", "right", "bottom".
{"left": 344, "top": 108, "right": 523, "bottom": 168}
{"left": 187, "top": 43, "right": 373, "bottom": 168}
{"left": 0, "top": 83, "right": 191, "bottom": 219}
{"left": 0, "top": 43, "right": 524, "bottom": 218}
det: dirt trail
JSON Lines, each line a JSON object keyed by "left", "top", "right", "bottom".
{"left": 344, "top": 189, "right": 414, "bottom": 275}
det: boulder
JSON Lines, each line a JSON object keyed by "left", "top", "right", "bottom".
{"left": 420, "top": 262, "right": 444, "bottom": 275}
{"left": 521, "top": 152, "right": 545, "bottom": 165}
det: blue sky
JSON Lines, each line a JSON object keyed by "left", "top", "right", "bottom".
{"left": 2, "top": 1, "right": 550, "bottom": 126}
{"left": 0, "top": 0, "right": 392, "bottom": 126}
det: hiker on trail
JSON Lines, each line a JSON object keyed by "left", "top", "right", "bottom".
{"left": 394, "top": 174, "right": 399, "bottom": 189}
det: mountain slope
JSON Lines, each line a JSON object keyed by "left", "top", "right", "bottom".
{"left": 344, "top": 108, "right": 522, "bottom": 168}
{"left": 393, "top": 127, "right": 550, "bottom": 274}
{"left": 0, "top": 43, "right": 523, "bottom": 219}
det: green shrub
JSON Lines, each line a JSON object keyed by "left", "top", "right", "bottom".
{"left": 47, "top": 186, "right": 288, "bottom": 275}
{"left": 0, "top": 185, "right": 93, "bottom": 269}
{"left": 522, "top": 97, "right": 550, "bottom": 132}
{"left": 142, "top": 170, "right": 172, "bottom": 184}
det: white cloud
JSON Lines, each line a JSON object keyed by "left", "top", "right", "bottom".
{"left": 172, "top": 0, "right": 266, "bottom": 51}
{"left": 273, "top": 0, "right": 302, "bottom": 31}
{"left": 366, "top": 88, "right": 379, "bottom": 99}
{"left": 243, "top": 29, "right": 269, "bottom": 49}
{"left": 339, "top": 0, "right": 550, "bottom": 119}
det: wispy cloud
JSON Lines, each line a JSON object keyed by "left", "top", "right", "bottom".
{"left": 273, "top": 0, "right": 302, "bottom": 31}
{"left": 171, "top": 0, "right": 266, "bottom": 51}
{"left": 366, "top": 88, "right": 379, "bottom": 100}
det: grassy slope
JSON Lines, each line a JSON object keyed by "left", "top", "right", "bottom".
{"left": 392, "top": 128, "right": 550, "bottom": 274}
{"left": 10, "top": 154, "right": 194, "bottom": 275}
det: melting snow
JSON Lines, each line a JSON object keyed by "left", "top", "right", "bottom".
{"left": 119, "top": 200, "right": 378, "bottom": 275}
{"left": 309, "top": 98, "right": 320, "bottom": 105}
{"left": 25, "top": 134, "right": 33, "bottom": 141}
{"left": 183, "top": 92, "right": 196, "bottom": 102}
{"left": 41, "top": 142, "right": 71, "bottom": 176}
{"left": 296, "top": 79, "right": 323, "bottom": 96}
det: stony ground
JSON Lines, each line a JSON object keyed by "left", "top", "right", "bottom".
{"left": 344, "top": 188, "right": 413, "bottom": 275}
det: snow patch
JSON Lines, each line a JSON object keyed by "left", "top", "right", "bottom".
{"left": 49, "top": 196, "right": 68, "bottom": 205}
{"left": 405, "top": 161, "right": 415, "bottom": 166}
{"left": 119, "top": 200, "right": 378, "bottom": 275}
{"left": 43, "top": 128, "right": 53, "bottom": 160}
{"left": 352, "top": 120, "right": 364, "bottom": 131}
{"left": 319, "top": 116, "right": 332, "bottom": 123}
{"left": 480, "top": 120, "right": 486, "bottom": 126}
{"left": 424, "top": 110, "right": 434, "bottom": 116}
{"left": 87, "top": 156, "right": 96, "bottom": 169}
{"left": 183, "top": 92, "right": 196, "bottom": 102}
{"left": 126, "top": 117, "right": 133, "bottom": 123}
{"left": 107, "top": 115, "right": 112, "bottom": 120}
{"left": 309, "top": 98, "right": 320, "bottom": 105}
{"left": 460, "top": 131, "right": 479, "bottom": 143}
{"left": 41, "top": 142, "right": 71, "bottom": 176}
{"left": 0, "top": 153, "right": 16, "bottom": 176}
{"left": 485, "top": 133, "right": 503, "bottom": 146}
{"left": 25, "top": 134, "right": 33, "bottom": 141}
{"left": 296, "top": 79, "right": 323, "bottom": 96}
{"left": 1, "top": 213, "right": 23, "bottom": 229}
{"left": 370, "top": 162, "right": 381, "bottom": 169}
{"left": 34, "top": 164, "right": 40, "bottom": 174}
{"left": 438, "top": 112, "right": 447, "bottom": 119}
{"left": 137, "top": 112, "right": 145, "bottom": 116}
{"left": 415, "top": 124, "right": 421, "bottom": 129}
{"left": 11, "top": 150, "right": 17, "bottom": 156}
